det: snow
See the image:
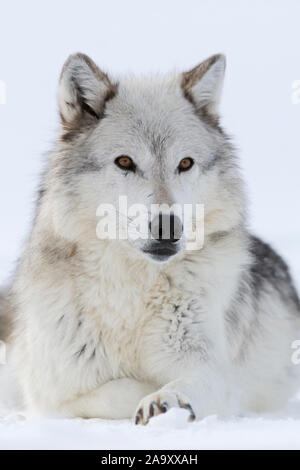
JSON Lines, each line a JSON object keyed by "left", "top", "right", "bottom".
{"left": 0, "top": 0, "right": 300, "bottom": 450}
{"left": 1, "top": 405, "right": 300, "bottom": 450}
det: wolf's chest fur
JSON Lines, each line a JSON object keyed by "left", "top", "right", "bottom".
{"left": 73, "top": 245, "right": 209, "bottom": 382}
{"left": 56, "top": 238, "right": 240, "bottom": 394}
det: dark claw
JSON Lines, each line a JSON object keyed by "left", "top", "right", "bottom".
{"left": 149, "top": 402, "right": 155, "bottom": 418}
{"left": 180, "top": 402, "right": 196, "bottom": 421}
{"left": 160, "top": 402, "right": 168, "bottom": 413}
{"left": 135, "top": 407, "right": 143, "bottom": 425}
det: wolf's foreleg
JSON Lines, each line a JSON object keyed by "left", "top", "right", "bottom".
{"left": 134, "top": 365, "right": 231, "bottom": 425}
{"left": 58, "top": 378, "right": 156, "bottom": 419}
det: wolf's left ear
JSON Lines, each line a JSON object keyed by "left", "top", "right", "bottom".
{"left": 181, "top": 54, "right": 226, "bottom": 115}
{"left": 58, "top": 53, "right": 116, "bottom": 127}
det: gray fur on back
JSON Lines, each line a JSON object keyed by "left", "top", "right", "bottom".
{"left": 248, "top": 235, "right": 300, "bottom": 311}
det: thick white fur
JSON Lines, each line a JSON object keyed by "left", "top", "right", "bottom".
{"left": 10, "top": 227, "right": 300, "bottom": 421}
{"left": 3, "top": 54, "right": 300, "bottom": 423}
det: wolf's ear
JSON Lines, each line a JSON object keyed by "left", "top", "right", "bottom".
{"left": 58, "top": 53, "right": 116, "bottom": 127}
{"left": 181, "top": 54, "right": 226, "bottom": 115}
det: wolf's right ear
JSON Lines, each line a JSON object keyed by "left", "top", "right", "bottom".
{"left": 58, "top": 53, "right": 117, "bottom": 128}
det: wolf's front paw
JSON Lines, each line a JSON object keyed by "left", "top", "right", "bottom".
{"left": 134, "top": 390, "right": 195, "bottom": 425}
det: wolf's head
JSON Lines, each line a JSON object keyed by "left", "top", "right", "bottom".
{"left": 47, "top": 53, "right": 245, "bottom": 263}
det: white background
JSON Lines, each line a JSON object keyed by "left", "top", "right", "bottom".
{"left": 0, "top": 0, "right": 300, "bottom": 449}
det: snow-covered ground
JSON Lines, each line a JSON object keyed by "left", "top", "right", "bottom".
{"left": 0, "top": 0, "right": 300, "bottom": 450}
{"left": 1, "top": 404, "right": 300, "bottom": 450}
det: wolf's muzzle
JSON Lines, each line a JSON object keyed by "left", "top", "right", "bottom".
{"left": 143, "top": 213, "right": 183, "bottom": 262}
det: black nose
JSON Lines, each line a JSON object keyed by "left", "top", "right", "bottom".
{"left": 149, "top": 212, "right": 183, "bottom": 243}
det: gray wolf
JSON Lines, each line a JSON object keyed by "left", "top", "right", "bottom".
{"left": 1, "top": 53, "right": 300, "bottom": 424}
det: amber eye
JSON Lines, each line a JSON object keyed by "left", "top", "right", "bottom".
{"left": 178, "top": 157, "right": 194, "bottom": 172}
{"left": 115, "top": 155, "right": 136, "bottom": 172}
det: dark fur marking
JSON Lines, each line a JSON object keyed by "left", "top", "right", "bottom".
{"left": 74, "top": 159, "right": 103, "bottom": 174}
{"left": 197, "top": 106, "right": 225, "bottom": 134}
{"left": 186, "top": 269, "right": 196, "bottom": 277}
{"left": 209, "top": 230, "right": 229, "bottom": 243}
{"left": 41, "top": 243, "right": 77, "bottom": 263}
{"left": 89, "top": 348, "right": 96, "bottom": 360}
{"left": 150, "top": 134, "right": 169, "bottom": 158}
{"left": 75, "top": 343, "right": 87, "bottom": 358}
{"left": 81, "top": 101, "right": 100, "bottom": 120}
{"left": 225, "top": 235, "right": 300, "bottom": 362}
{"left": 249, "top": 235, "right": 300, "bottom": 310}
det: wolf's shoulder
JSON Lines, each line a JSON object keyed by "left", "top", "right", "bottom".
{"left": 249, "top": 235, "right": 290, "bottom": 281}
{"left": 248, "top": 234, "right": 300, "bottom": 311}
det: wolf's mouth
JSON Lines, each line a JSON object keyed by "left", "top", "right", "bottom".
{"left": 142, "top": 241, "right": 180, "bottom": 262}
